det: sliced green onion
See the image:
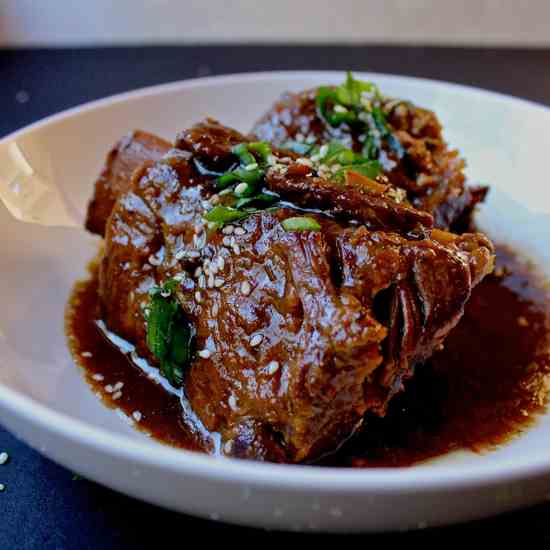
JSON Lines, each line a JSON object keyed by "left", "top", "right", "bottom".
{"left": 235, "top": 193, "right": 279, "bottom": 209}
{"left": 146, "top": 279, "right": 194, "bottom": 387}
{"left": 231, "top": 143, "right": 256, "bottom": 166}
{"left": 204, "top": 206, "right": 248, "bottom": 225}
{"left": 247, "top": 142, "right": 272, "bottom": 165}
{"left": 234, "top": 182, "right": 254, "bottom": 197}
{"left": 335, "top": 71, "right": 378, "bottom": 107}
{"left": 216, "top": 167, "right": 262, "bottom": 189}
{"left": 316, "top": 86, "right": 356, "bottom": 126}
{"left": 314, "top": 72, "right": 405, "bottom": 161}
{"left": 336, "top": 161, "right": 381, "bottom": 180}
{"left": 281, "top": 216, "right": 321, "bottom": 232}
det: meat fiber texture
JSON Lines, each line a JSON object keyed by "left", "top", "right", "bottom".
{"left": 88, "top": 118, "right": 494, "bottom": 463}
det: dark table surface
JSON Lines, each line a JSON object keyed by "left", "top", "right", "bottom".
{"left": 1, "top": 45, "right": 550, "bottom": 547}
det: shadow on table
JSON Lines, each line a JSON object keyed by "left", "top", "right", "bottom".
{"left": 1, "top": 426, "right": 550, "bottom": 549}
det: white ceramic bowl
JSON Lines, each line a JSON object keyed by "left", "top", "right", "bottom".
{"left": 1, "top": 72, "right": 550, "bottom": 533}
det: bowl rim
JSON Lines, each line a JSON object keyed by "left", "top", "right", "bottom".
{"left": 2, "top": 70, "right": 550, "bottom": 494}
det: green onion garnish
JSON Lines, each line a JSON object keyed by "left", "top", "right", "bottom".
{"left": 208, "top": 142, "right": 282, "bottom": 228}
{"left": 235, "top": 193, "right": 279, "bottom": 209}
{"left": 336, "top": 161, "right": 381, "bottom": 180}
{"left": 315, "top": 72, "right": 404, "bottom": 160}
{"left": 247, "top": 142, "right": 272, "bottom": 165}
{"left": 281, "top": 216, "right": 321, "bottom": 232}
{"left": 145, "top": 279, "right": 194, "bottom": 387}
{"left": 231, "top": 143, "right": 256, "bottom": 166}
{"left": 216, "top": 167, "right": 262, "bottom": 189}
{"left": 204, "top": 205, "right": 249, "bottom": 225}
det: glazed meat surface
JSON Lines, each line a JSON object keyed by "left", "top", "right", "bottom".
{"left": 86, "top": 130, "right": 171, "bottom": 236}
{"left": 252, "top": 88, "right": 487, "bottom": 232}
{"left": 95, "top": 120, "right": 494, "bottom": 462}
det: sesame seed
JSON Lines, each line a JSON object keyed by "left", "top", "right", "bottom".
{"left": 319, "top": 144, "right": 328, "bottom": 157}
{"left": 232, "top": 244, "right": 241, "bottom": 255}
{"left": 234, "top": 182, "right": 249, "bottom": 195}
{"left": 219, "top": 188, "right": 233, "bottom": 196}
{"left": 234, "top": 227, "right": 246, "bottom": 236}
{"left": 265, "top": 361, "right": 279, "bottom": 375}
{"left": 249, "top": 334, "right": 263, "bottom": 347}
{"left": 209, "top": 263, "right": 218, "bottom": 275}
{"left": 112, "top": 391, "right": 122, "bottom": 400}
{"left": 217, "top": 256, "right": 225, "bottom": 270}
{"left": 207, "top": 273, "right": 215, "bottom": 288}
{"left": 132, "top": 411, "right": 143, "bottom": 422}
{"left": 92, "top": 373, "right": 104, "bottom": 382}
{"left": 113, "top": 381, "right": 124, "bottom": 391}
{"left": 244, "top": 162, "right": 258, "bottom": 171}
{"left": 222, "top": 236, "right": 232, "bottom": 246}
{"left": 187, "top": 250, "right": 200, "bottom": 259}
{"left": 198, "top": 349, "right": 211, "bottom": 359}
{"left": 174, "top": 249, "right": 187, "bottom": 260}
{"left": 198, "top": 274, "right": 206, "bottom": 288}
{"left": 194, "top": 266, "right": 203, "bottom": 277}
{"left": 241, "top": 281, "right": 251, "bottom": 296}
{"left": 193, "top": 233, "right": 206, "bottom": 249}
{"left": 148, "top": 254, "right": 162, "bottom": 266}
{"left": 194, "top": 224, "right": 204, "bottom": 234}
{"left": 222, "top": 225, "right": 235, "bottom": 235}
{"left": 228, "top": 395, "right": 238, "bottom": 410}
{"left": 212, "top": 303, "right": 219, "bottom": 316}
{"left": 104, "top": 384, "right": 114, "bottom": 393}
{"left": 214, "top": 277, "right": 224, "bottom": 288}
{"left": 517, "top": 316, "right": 529, "bottom": 327}
{"left": 195, "top": 291, "right": 203, "bottom": 303}
{"left": 81, "top": 351, "right": 92, "bottom": 358}
{"left": 0, "top": 452, "right": 8, "bottom": 465}
{"left": 0, "top": 484, "right": 4, "bottom": 492}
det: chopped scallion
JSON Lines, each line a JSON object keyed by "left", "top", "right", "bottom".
{"left": 204, "top": 206, "right": 249, "bottom": 225}
{"left": 281, "top": 216, "right": 321, "bottom": 232}
{"left": 145, "top": 279, "right": 194, "bottom": 387}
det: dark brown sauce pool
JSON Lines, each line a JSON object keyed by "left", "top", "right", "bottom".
{"left": 66, "top": 244, "right": 550, "bottom": 467}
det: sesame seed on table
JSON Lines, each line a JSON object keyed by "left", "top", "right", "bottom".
{"left": 1, "top": 44, "right": 550, "bottom": 547}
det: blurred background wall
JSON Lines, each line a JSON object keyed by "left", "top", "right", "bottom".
{"left": 1, "top": 0, "right": 549, "bottom": 47}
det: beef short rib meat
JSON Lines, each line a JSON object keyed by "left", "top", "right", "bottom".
{"left": 94, "top": 120, "right": 495, "bottom": 463}
{"left": 252, "top": 88, "right": 487, "bottom": 232}
{"left": 86, "top": 130, "right": 171, "bottom": 236}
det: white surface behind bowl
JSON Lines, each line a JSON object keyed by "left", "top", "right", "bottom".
{"left": 0, "top": 72, "right": 550, "bottom": 532}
